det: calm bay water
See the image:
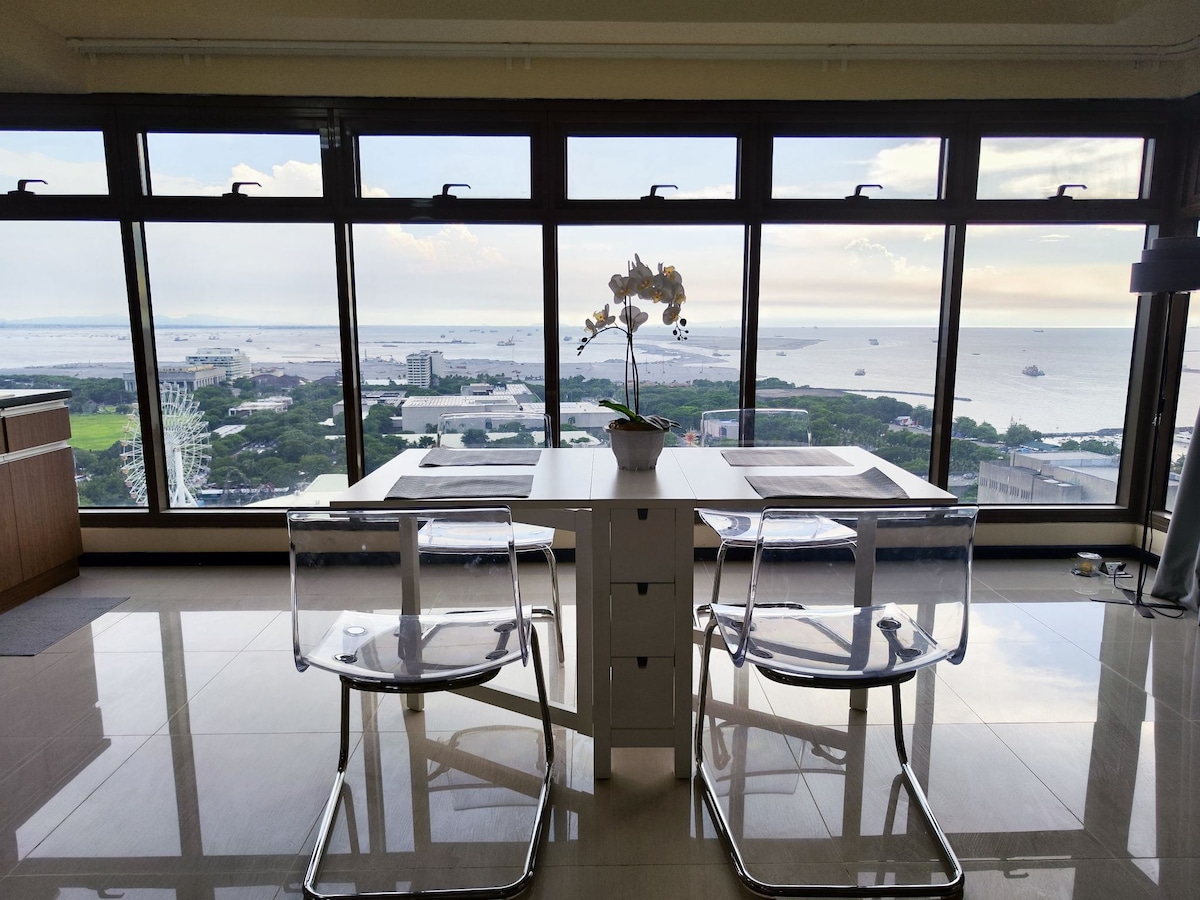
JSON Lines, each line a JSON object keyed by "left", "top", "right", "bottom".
{"left": 3, "top": 323, "right": 1196, "bottom": 439}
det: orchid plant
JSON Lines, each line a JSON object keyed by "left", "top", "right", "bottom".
{"left": 577, "top": 254, "right": 689, "bottom": 431}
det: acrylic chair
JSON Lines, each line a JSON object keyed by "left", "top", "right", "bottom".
{"left": 695, "top": 505, "right": 977, "bottom": 899}
{"left": 288, "top": 507, "right": 554, "bottom": 900}
{"left": 428, "top": 412, "right": 565, "bottom": 663}
{"left": 696, "top": 408, "right": 858, "bottom": 616}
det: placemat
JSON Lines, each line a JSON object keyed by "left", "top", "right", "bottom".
{"left": 721, "top": 447, "right": 849, "bottom": 467}
{"left": 419, "top": 448, "right": 543, "bottom": 467}
{"left": 746, "top": 467, "right": 909, "bottom": 500}
{"left": 386, "top": 475, "right": 535, "bottom": 499}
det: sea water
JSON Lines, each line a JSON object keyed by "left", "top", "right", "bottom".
{"left": 4, "top": 323, "right": 1198, "bottom": 439}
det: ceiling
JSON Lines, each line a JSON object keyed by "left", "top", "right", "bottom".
{"left": 2, "top": 0, "right": 1199, "bottom": 96}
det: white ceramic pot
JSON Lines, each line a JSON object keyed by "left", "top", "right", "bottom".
{"left": 607, "top": 424, "right": 667, "bottom": 470}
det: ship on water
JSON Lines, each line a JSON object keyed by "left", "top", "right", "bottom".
{"left": 1023, "top": 364, "right": 1045, "bottom": 377}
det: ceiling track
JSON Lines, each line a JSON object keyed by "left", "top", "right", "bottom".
{"left": 65, "top": 36, "right": 1200, "bottom": 64}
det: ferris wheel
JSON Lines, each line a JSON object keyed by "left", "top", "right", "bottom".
{"left": 121, "top": 383, "right": 212, "bottom": 508}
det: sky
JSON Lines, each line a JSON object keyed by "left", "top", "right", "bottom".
{"left": 0, "top": 130, "right": 1156, "bottom": 329}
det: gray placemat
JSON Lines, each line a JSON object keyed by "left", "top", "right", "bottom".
{"left": 721, "top": 447, "right": 849, "bottom": 467}
{"left": 419, "top": 448, "right": 543, "bottom": 467}
{"left": 746, "top": 467, "right": 909, "bottom": 500}
{"left": 386, "top": 475, "right": 535, "bottom": 499}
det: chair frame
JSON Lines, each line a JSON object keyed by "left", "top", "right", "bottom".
{"left": 693, "top": 506, "right": 972, "bottom": 899}
{"left": 291, "top": 509, "right": 555, "bottom": 900}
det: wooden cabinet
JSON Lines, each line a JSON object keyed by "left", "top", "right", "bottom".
{"left": 0, "top": 392, "right": 81, "bottom": 613}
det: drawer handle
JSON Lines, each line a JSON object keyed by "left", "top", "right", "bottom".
{"left": 637, "top": 582, "right": 648, "bottom": 595}
{"left": 637, "top": 508, "right": 648, "bottom": 520}
{"left": 637, "top": 656, "right": 648, "bottom": 668}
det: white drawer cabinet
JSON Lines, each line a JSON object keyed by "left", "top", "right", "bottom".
{"left": 610, "top": 582, "right": 676, "bottom": 657}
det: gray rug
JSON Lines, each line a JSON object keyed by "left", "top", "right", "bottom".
{"left": 0, "top": 595, "right": 129, "bottom": 656}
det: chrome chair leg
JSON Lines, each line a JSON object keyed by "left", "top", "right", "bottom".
{"left": 694, "top": 625, "right": 965, "bottom": 899}
{"left": 304, "top": 631, "right": 554, "bottom": 900}
{"left": 538, "top": 546, "right": 566, "bottom": 663}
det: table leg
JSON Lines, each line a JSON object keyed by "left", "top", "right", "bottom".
{"left": 399, "top": 516, "right": 424, "bottom": 713}
{"left": 674, "top": 500, "right": 694, "bottom": 778}
{"left": 850, "top": 514, "right": 878, "bottom": 713}
{"left": 591, "top": 508, "right": 613, "bottom": 779}
{"left": 573, "top": 509, "right": 595, "bottom": 739}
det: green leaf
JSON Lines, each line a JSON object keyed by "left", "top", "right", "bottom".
{"left": 599, "top": 399, "right": 638, "bottom": 420}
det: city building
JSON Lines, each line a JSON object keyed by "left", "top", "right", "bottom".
{"left": 396, "top": 393, "right": 522, "bottom": 433}
{"left": 185, "top": 348, "right": 251, "bottom": 380}
{"left": 404, "top": 350, "right": 445, "bottom": 389}
{"left": 122, "top": 364, "right": 224, "bottom": 393}
{"left": 227, "top": 396, "right": 293, "bottom": 417}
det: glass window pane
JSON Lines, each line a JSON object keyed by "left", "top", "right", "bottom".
{"left": 0, "top": 221, "right": 142, "bottom": 508}
{"left": 352, "top": 223, "right": 545, "bottom": 472}
{"left": 758, "top": 224, "right": 944, "bottom": 476}
{"left": 977, "top": 137, "right": 1145, "bottom": 200}
{"left": 955, "top": 224, "right": 1145, "bottom": 504}
{"left": 567, "top": 137, "right": 737, "bottom": 200}
{"left": 145, "top": 132, "right": 323, "bottom": 196}
{"left": 772, "top": 137, "right": 942, "bottom": 200}
{"left": 144, "top": 222, "right": 343, "bottom": 507}
{"left": 558, "top": 225, "right": 744, "bottom": 446}
{"left": 358, "top": 135, "right": 530, "bottom": 199}
{"left": 0, "top": 130, "right": 109, "bottom": 194}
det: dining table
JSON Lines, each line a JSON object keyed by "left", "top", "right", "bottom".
{"left": 332, "top": 445, "right": 956, "bottom": 777}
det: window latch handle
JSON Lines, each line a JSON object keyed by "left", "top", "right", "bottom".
{"left": 222, "top": 181, "right": 261, "bottom": 198}
{"left": 641, "top": 183, "right": 677, "bottom": 200}
{"left": 437, "top": 183, "right": 471, "bottom": 200}
{"left": 1049, "top": 183, "right": 1087, "bottom": 200}
{"left": 845, "top": 183, "right": 882, "bottom": 199}
{"left": 7, "top": 178, "right": 46, "bottom": 195}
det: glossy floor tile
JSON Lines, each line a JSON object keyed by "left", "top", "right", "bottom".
{"left": 0, "top": 559, "right": 1197, "bottom": 899}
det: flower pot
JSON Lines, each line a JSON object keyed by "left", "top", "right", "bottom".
{"left": 607, "top": 424, "right": 666, "bottom": 471}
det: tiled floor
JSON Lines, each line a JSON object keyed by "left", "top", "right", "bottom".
{"left": 1, "top": 559, "right": 1198, "bottom": 899}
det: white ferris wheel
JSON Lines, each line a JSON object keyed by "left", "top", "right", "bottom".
{"left": 122, "top": 383, "right": 212, "bottom": 508}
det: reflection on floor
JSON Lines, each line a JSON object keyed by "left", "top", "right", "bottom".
{"left": 0, "top": 559, "right": 1197, "bottom": 899}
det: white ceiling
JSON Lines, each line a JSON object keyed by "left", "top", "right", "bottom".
{"left": 2, "top": 0, "right": 1199, "bottom": 94}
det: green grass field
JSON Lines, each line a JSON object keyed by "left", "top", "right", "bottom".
{"left": 69, "top": 413, "right": 129, "bottom": 451}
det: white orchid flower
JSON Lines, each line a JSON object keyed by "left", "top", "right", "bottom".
{"left": 620, "top": 304, "right": 649, "bottom": 333}
{"left": 608, "top": 274, "right": 633, "bottom": 303}
{"left": 585, "top": 303, "right": 615, "bottom": 334}
{"left": 628, "top": 254, "right": 655, "bottom": 297}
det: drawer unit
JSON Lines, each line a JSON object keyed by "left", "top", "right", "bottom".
{"left": 4, "top": 406, "right": 71, "bottom": 452}
{"left": 610, "top": 582, "right": 675, "bottom": 657}
{"left": 609, "top": 507, "right": 675, "bottom": 583}
{"left": 610, "top": 656, "right": 675, "bottom": 729}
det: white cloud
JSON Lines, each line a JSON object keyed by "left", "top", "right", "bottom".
{"left": 0, "top": 148, "right": 108, "bottom": 194}
{"left": 150, "top": 159, "right": 323, "bottom": 197}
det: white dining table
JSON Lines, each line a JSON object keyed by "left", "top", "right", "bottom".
{"left": 332, "top": 446, "right": 956, "bottom": 777}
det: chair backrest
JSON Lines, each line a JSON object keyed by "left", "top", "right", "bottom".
{"left": 437, "top": 412, "right": 551, "bottom": 449}
{"left": 287, "top": 507, "right": 525, "bottom": 681}
{"left": 699, "top": 408, "right": 811, "bottom": 448}
{"left": 728, "top": 505, "right": 977, "bottom": 673}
